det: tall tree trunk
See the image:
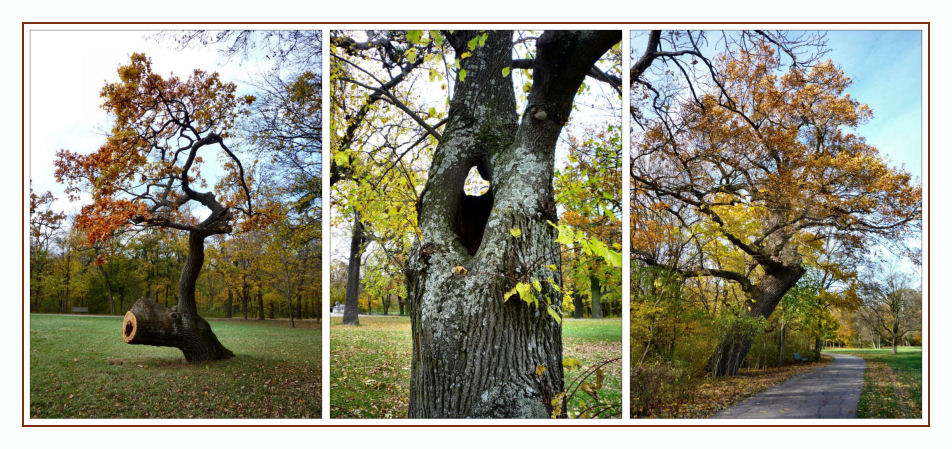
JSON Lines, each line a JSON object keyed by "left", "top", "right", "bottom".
{"left": 406, "top": 30, "right": 619, "bottom": 418}
{"left": 225, "top": 288, "right": 233, "bottom": 318}
{"left": 343, "top": 213, "right": 364, "bottom": 325}
{"left": 590, "top": 275, "right": 602, "bottom": 318}
{"left": 122, "top": 231, "right": 233, "bottom": 361}
{"left": 399, "top": 297, "right": 405, "bottom": 316}
{"left": 712, "top": 264, "right": 805, "bottom": 376}
{"left": 242, "top": 279, "right": 249, "bottom": 320}
{"left": 257, "top": 288, "right": 265, "bottom": 320}
{"left": 96, "top": 264, "right": 116, "bottom": 315}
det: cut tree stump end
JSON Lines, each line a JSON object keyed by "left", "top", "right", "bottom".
{"left": 122, "top": 311, "right": 137, "bottom": 343}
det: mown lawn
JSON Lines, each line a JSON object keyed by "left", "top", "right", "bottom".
{"left": 330, "top": 316, "right": 622, "bottom": 419}
{"left": 829, "top": 347, "right": 922, "bottom": 418}
{"left": 30, "top": 314, "right": 321, "bottom": 419}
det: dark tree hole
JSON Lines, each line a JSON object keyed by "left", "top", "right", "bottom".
{"left": 124, "top": 321, "right": 133, "bottom": 337}
{"left": 454, "top": 165, "right": 493, "bottom": 256}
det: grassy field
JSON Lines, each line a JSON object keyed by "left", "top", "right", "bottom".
{"left": 330, "top": 316, "right": 622, "bottom": 419}
{"left": 829, "top": 347, "right": 922, "bottom": 418}
{"left": 30, "top": 314, "right": 321, "bottom": 419}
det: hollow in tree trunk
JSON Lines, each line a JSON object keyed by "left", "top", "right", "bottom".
{"left": 406, "top": 30, "right": 619, "bottom": 418}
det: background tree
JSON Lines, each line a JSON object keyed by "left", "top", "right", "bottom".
{"left": 858, "top": 269, "right": 921, "bottom": 354}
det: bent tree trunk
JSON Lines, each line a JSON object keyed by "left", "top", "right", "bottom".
{"left": 342, "top": 212, "right": 365, "bottom": 325}
{"left": 406, "top": 30, "right": 619, "bottom": 418}
{"left": 122, "top": 230, "right": 234, "bottom": 362}
{"left": 712, "top": 263, "right": 805, "bottom": 376}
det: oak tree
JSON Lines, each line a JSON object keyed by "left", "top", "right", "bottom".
{"left": 55, "top": 53, "right": 257, "bottom": 361}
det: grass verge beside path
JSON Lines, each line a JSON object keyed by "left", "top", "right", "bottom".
{"left": 829, "top": 347, "right": 922, "bottom": 418}
{"left": 30, "top": 314, "right": 321, "bottom": 418}
{"left": 330, "top": 316, "right": 622, "bottom": 418}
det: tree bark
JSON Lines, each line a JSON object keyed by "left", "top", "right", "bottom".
{"left": 406, "top": 30, "right": 619, "bottom": 418}
{"left": 122, "top": 230, "right": 234, "bottom": 361}
{"left": 590, "top": 275, "right": 602, "bottom": 318}
{"left": 257, "top": 288, "right": 265, "bottom": 320}
{"left": 97, "top": 264, "right": 116, "bottom": 315}
{"left": 712, "top": 263, "right": 805, "bottom": 376}
{"left": 343, "top": 213, "right": 364, "bottom": 325}
{"left": 225, "top": 288, "right": 233, "bottom": 318}
{"left": 123, "top": 297, "right": 233, "bottom": 361}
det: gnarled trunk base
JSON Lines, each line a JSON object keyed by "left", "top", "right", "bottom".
{"left": 122, "top": 298, "right": 233, "bottom": 362}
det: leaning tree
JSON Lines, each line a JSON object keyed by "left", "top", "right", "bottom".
{"left": 631, "top": 36, "right": 921, "bottom": 375}
{"left": 56, "top": 53, "right": 257, "bottom": 361}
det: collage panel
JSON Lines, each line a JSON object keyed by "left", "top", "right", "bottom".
{"left": 28, "top": 30, "right": 322, "bottom": 418}
{"left": 328, "top": 30, "right": 623, "bottom": 419}
{"left": 629, "top": 30, "right": 923, "bottom": 419}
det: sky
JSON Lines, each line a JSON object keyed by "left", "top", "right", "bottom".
{"left": 28, "top": 30, "right": 276, "bottom": 215}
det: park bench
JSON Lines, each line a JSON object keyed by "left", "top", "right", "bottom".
{"left": 71, "top": 307, "right": 89, "bottom": 313}
{"left": 793, "top": 352, "right": 808, "bottom": 362}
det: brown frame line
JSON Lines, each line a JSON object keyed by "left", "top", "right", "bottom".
{"left": 21, "top": 21, "right": 930, "bottom": 428}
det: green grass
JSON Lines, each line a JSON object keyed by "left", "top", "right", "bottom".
{"left": 829, "top": 347, "right": 922, "bottom": 418}
{"left": 30, "top": 314, "right": 321, "bottom": 419}
{"left": 330, "top": 316, "right": 622, "bottom": 418}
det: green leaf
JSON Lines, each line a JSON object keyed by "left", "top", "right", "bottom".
{"left": 428, "top": 106, "right": 437, "bottom": 117}
{"left": 546, "top": 277, "right": 561, "bottom": 293}
{"left": 546, "top": 306, "right": 562, "bottom": 324}
{"left": 563, "top": 357, "right": 581, "bottom": 370}
{"left": 460, "top": 51, "right": 472, "bottom": 59}
{"left": 406, "top": 30, "right": 424, "bottom": 44}
{"left": 333, "top": 151, "right": 349, "bottom": 167}
{"left": 509, "top": 227, "right": 522, "bottom": 238}
{"left": 458, "top": 69, "right": 467, "bottom": 82}
{"left": 405, "top": 47, "right": 418, "bottom": 63}
{"left": 532, "top": 278, "right": 542, "bottom": 292}
{"left": 431, "top": 30, "right": 444, "bottom": 46}
{"left": 429, "top": 68, "right": 441, "bottom": 82}
{"left": 467, "top": 36, "right": 479, "bottom": 51}
{"left": 504, "top": 285, "right": 518, "bottom": 302}
{"left": 501, "top": 67, "right": 511, "bottom": 77}
{"left": 478, "top": 33, "right": 488, "bottom": 47}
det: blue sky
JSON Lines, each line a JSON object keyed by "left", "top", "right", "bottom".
{"left": 825, "top": 30, "right": 922, "bottom": 181}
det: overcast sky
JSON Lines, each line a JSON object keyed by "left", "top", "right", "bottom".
{"left": 28, "top": 29, "right": 275, "bottom": 214}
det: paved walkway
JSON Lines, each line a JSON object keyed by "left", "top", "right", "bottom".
{"left": 713, "top": 352, "right": 865, "bottom": 419}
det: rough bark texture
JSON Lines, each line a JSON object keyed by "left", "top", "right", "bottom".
{"left": 406, "top": 30, "right": 619, "bottom": 418}
{"left": 123, "top": 297, "right": 233, "bottom": 361}
{"left": 122, "top": 203, "right": 235, "bottom": 361}
{"left": 343, "top": 213, "right": 365, "bottom": 325}
{"left": 713, "top": 263, "right": 805, "bottom": 376}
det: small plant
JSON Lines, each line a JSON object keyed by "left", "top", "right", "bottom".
{"left": 544, "top": 357, "right": 621, "bottom": 418}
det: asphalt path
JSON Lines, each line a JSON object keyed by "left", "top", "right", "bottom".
{"left": 713, "top": 352, "right": 865, "bottom": 419}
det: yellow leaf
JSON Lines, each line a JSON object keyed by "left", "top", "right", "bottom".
{"left": 535, "top": 364, "right": 546, "bottom": 376}
{"left": 510, "top": 228, "right": 522, "bottom": 238}
{"left": 453, "top": 266, "right": 468, "bottom": 276}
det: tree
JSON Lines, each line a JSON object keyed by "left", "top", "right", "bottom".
{"left": 402, "top": 30, "right": 618, "bottom": 418}
{"left": 631, "top": 37, "right": 921, "bottom": 375}
{"left": 859, "top": 270, "right": 921, "bottom": 354}
{"left": 55, "top": 53, "right": 258, "bottom": 361}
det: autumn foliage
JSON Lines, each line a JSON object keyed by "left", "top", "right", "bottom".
{"left": 55, "top": 53, "right": 256, "bottom": 246}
